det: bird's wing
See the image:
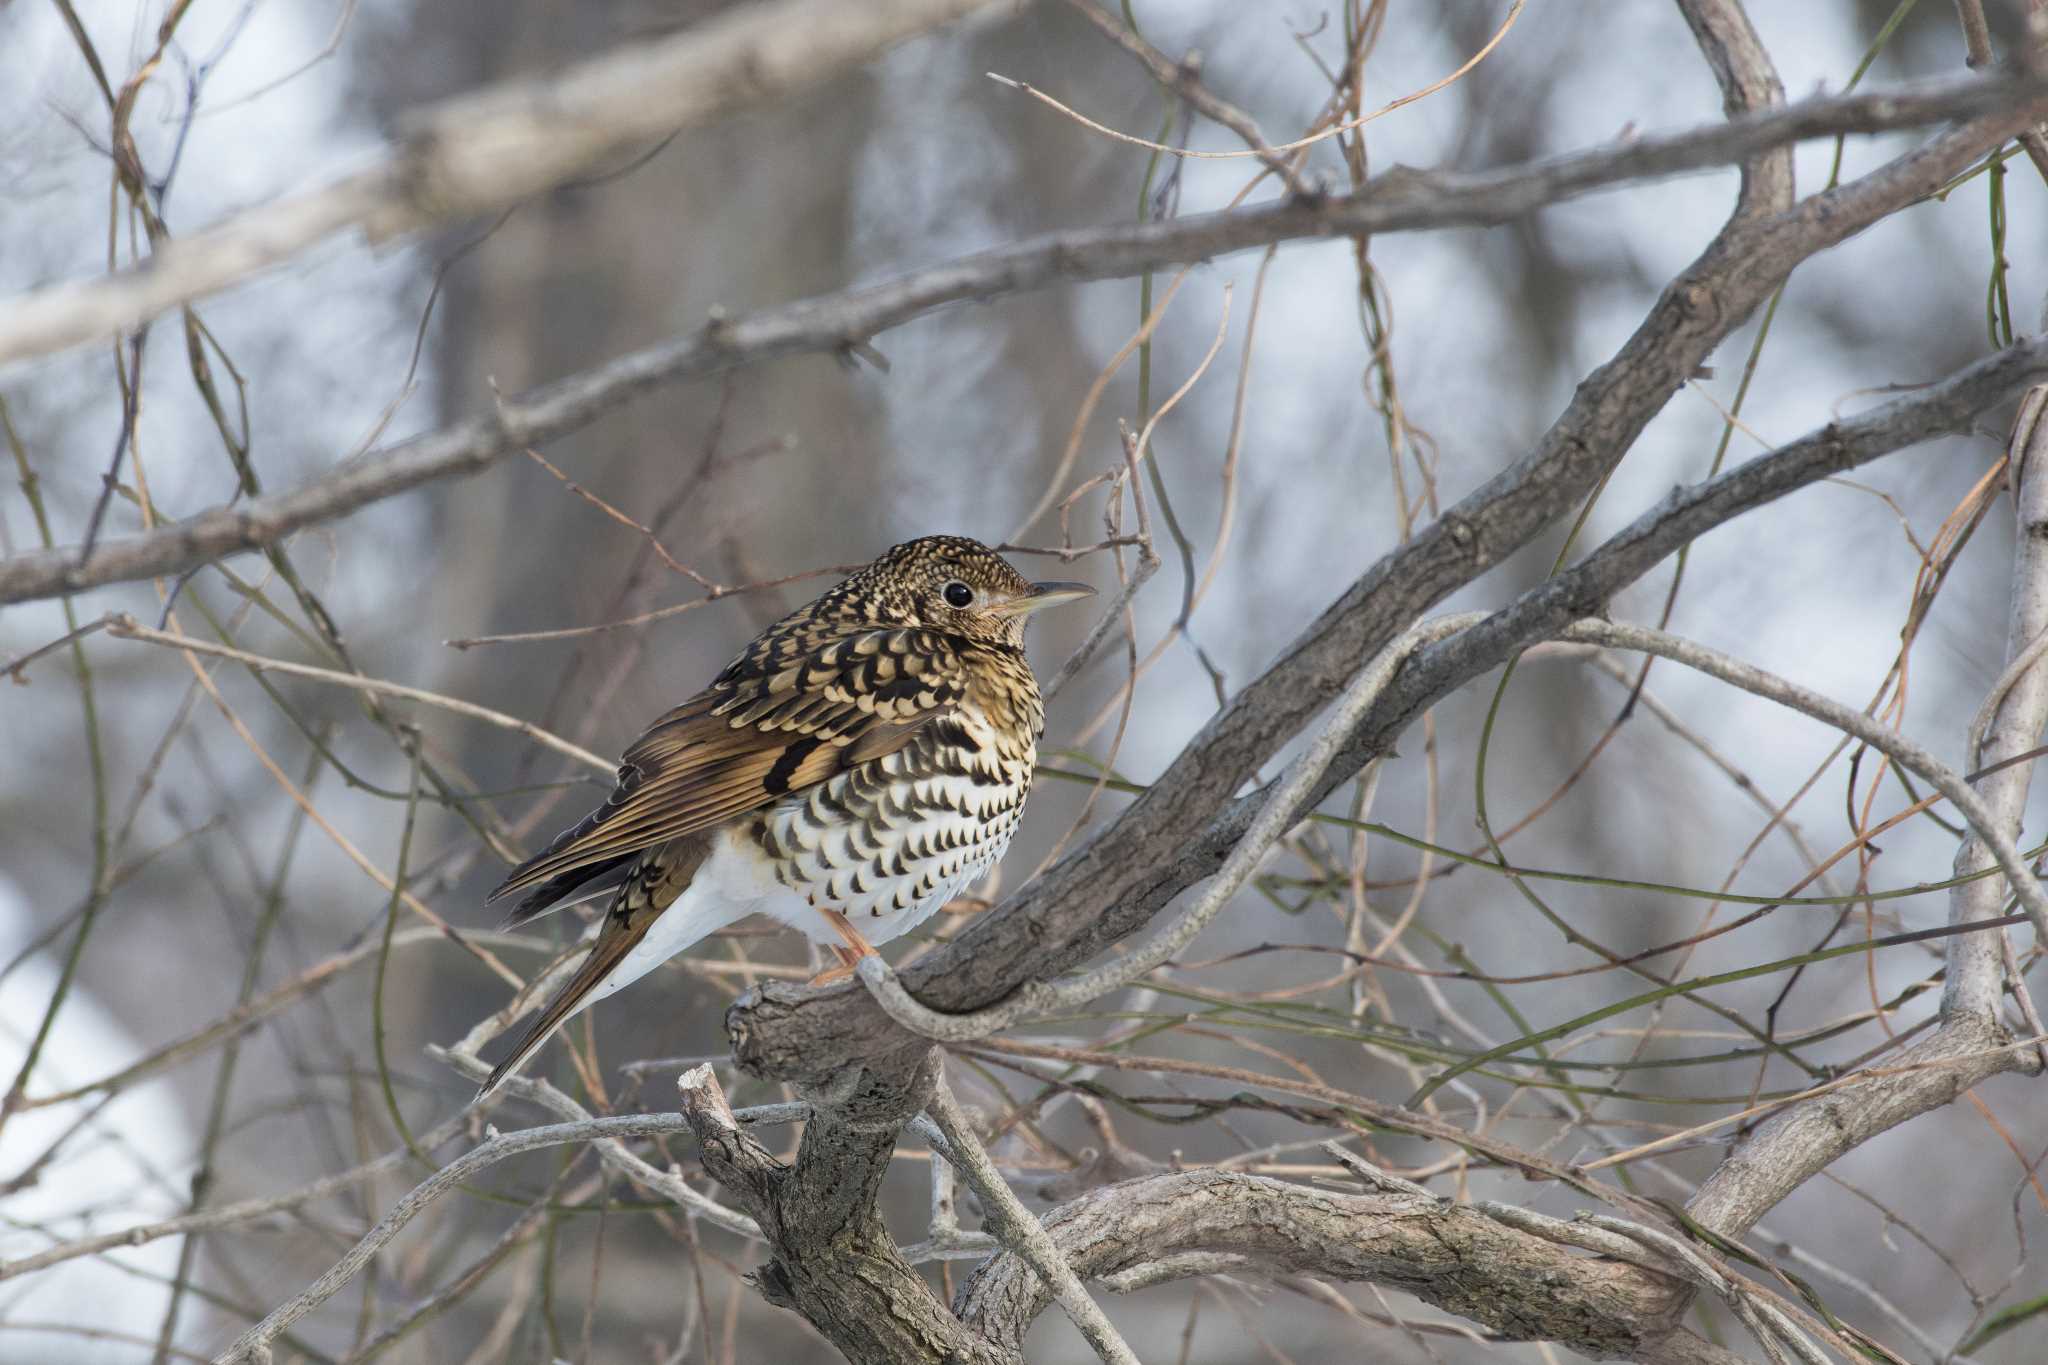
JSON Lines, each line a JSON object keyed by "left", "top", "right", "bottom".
{"left": 487, "top": 628, "right": 966, "bottom": 905}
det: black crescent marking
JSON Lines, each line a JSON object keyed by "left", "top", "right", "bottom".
{"left": 763, "top": 735, "right": 826, "bottom": 796}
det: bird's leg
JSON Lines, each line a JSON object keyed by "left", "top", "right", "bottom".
{"left": 807, "top": 908, "right": 878, "bottom": 986}
{"left": 820, "top": 907, "right": 880, "bottom": 958}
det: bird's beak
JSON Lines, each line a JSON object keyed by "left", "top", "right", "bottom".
{"left": 994, "top": 581, "right": 1097, "bottom": 616}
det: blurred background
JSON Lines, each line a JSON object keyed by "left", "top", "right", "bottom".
{"left": 4, "top": 1, "right": 2047, "bottom": 1360}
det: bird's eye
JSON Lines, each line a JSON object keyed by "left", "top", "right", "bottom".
{"left": 943, "top": 580, "right": 975, "bottom": 609}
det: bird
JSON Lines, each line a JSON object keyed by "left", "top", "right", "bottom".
{"left": 476, "top": 534, "right": 1094, "bottom": 1097}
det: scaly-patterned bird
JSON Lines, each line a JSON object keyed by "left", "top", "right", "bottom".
{"left": 478, "top": 535, "right": 1093, "bottom": 1096}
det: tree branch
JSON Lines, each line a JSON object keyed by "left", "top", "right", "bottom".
{"left": 954, "top": 1168, "right": 1715, "bottom": 1364}
{"left": 1376, "top": 334, "right": 2048, "bottom": 750}
{"left": 728, "top": 106, "right": 2048, "bottom": 1089}
{"left": 853, "top": 614, "right": 1470, "bottom": 1041}
{"left": 1057, "top": 0, "right": 1310, "bottom": 194}
{"left": 432, "top": 1046, "right": 763, "bottom": 1239}
{"left": 18, "top": 5, "right": 2045, "bottom": 1361}
{"left": 1677, "top": 0, "right": 1793, "bottom": 219}
{"left": 720, "top": 354, "right": 2048, "bottom": 1355}
{"left": 0, "top": 0, "right": 1016, "bottom": 371}
{"left": 0, "top": 1104, "right": 474, "bottom": 1284}
{"left": 4, "top": 73, "right": 2045, "bottom": 606}
{"left": 99, "top": 612, "right": 610, "bottom": 774}
{"left": 1553, "top": 620, "right": 2048, "bottom": 940}
{"left": 1686, "top": 386, "right": 2048, "bottom": 1240}
{"left": 1945, "top": 385, "right": 2048, "bottom": 1020}
{"left": 213, "top": 1114, "right": 694, "bottom": 1364}
{"left": 925, "top": 1076, "right": 1137, "bottom": 1365}
{"left": 675, "top": 1057, "right": 1009, "bottom": 1365}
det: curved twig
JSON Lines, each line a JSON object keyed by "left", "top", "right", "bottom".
{"left": 213, "top": 1114, "right": 693, "bottom": 1364}
{"left": 855, "top": 615, "right": 1472, "bottom": 1040}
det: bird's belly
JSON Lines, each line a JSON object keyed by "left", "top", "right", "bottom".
{"left": 590, "top": 827, "right": 811, "bottom": 1001}
{"left": 755, "top": 758, "right": 1028, "bottom": 946}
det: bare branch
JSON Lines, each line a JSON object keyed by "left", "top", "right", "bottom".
{"left": 0, "top": 1104, "right": 472, "bottom": 1284}
{"left": 1551, "top": 618, "right": 2048, "bottom": 940}
{"left": 16, "top": 9, "right": 2047, "bottom": 1360}
{"left": 925, "top": 1076, "right": 1136, "bottom": 1365}
{"left": 1947, "top": 386, "right": 2048, "bottom": 1019}
{"left": 955, "top": 1168, "right": 1719, "bottom": 1364}
{"left": 0, "top": 0, "right": 1015, "bottom": 370}
{"left": 1677, "top": 0, "right": 1793, "bottom": 218}
{"left": 854, "top": 614, "right": 1471, "bottom": 1040}
{"left": 1686, "top": 388, "right": 2048, "bottom": 1240}
{"left": 730, "top": 107, "right": 2048, "bottom": 1089}
{"left": 1024, "top": 0, "right": 1526, "bottom": 171}
{"left": 2, "top": 72, "right": 2044, "bottom": 607}
{"left": 213, "top": 1114, "right": 694, "bottom": 1364}
{"left": 1055, "top": 0, "right": 1311, "bottom": 193}
{"left": 674, "top": 1058, "right": 1009, "bottom": 1365}
{"left": 1391, "top": 335, "right": 2048, "bottom": 731}
{"left": 432, "top": 1047, "right": 762, "bottom": 1238}
{"left": 101, "top": 613, "right": 611, "bottom": 773}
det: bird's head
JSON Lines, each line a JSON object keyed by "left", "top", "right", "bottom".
{"left": 846, "top": 534, "right": 1095, "bottom": 648}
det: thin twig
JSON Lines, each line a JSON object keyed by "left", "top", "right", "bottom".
{"left": 213, "top": 1114, "right": 695, "bottom": 1363}
{"left": 925, "top": 1075, "right": 1138, "bottom": 1365}
{"left": 854, "top": 614, "right": 1472, "bottom": 1040}
{"left": 1057, "top": 0, "right": 1310, "bottom": 193}
{"left": 102, "top": 613, "right": 611, "bottom": 773}
{"left": 1564, "top": 619, "right": 2048, "bottom": 942}
{"left": 991, "top": 1, "right": 1524, "bottom": 166}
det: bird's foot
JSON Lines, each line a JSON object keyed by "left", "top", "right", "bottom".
{"left": 806, "top": 943, "right": 865, "bottom": 987}
{"left": 817, "top": 907, "right": 880, "bottom": 958}
{"left": 807, "top": 909, "right": 880, "bottom": 986}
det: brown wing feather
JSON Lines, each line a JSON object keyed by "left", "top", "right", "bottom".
{"left": 487, "top": 629, "right": 965, "bottom": 904}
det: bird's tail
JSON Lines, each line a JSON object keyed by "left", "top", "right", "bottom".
{"left": 478, "top": 917, "right": 648, "bottom": 1100}
{"left": 476, "top": 836, "right": 724, "bottom": 1100}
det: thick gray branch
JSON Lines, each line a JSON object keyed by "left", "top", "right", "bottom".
{"left": 675, "top": 1057, "right": 1010, "bottom": 1365}
{"left": 1945, "top": 386, "right": 2048, "bottom": 1018}
{"left": 1379, "top": 334, "right": 2048, "bottom": 745}
{"left": 1686, "top": 1011, "right": 2025, "bottom": 1239}
{"left": 1677, "top": 0, "right": 1793, "bottom": 218}
{"left": 5, "top": 73, "right": 2046, "bottom": 606}
{"left": 856, "top": 616, "right": 1469, "bottom": 1040}
{"left": 955, "top": 1170, "right": 1727, "bottom": 1364}
{"left": 755, "top": 329, "right": 2048, "bottom": 1085}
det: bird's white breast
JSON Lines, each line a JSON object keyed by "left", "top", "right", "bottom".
{"left": 754, "top": 707, "right": 1030, "bottom": 944}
